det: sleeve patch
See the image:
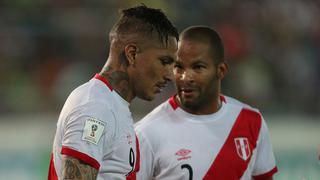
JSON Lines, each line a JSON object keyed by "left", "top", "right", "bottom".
{"left": 82, "top": 117, "right": 105, "bottom": 145}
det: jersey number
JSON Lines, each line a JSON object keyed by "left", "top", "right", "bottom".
{"left": 126, "top": 147, "right": 135, "bottom": 175}
{"left": 181, "top": 164, "right": 193, "bottom": 180}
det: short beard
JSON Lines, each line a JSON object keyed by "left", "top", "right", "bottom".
{"left": 181, "top": 96, "right": 206, "bottom": 112}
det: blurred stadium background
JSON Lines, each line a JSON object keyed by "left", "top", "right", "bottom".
{"left": 0, "top": 0, "right": 319, "bottom": 179}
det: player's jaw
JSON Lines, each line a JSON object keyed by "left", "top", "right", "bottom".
{"left": 138, "top": 79, "right": 169, "bottom": 101}
{"left": 179, "top": 87, "right": 198, "bottom": 98}
{"left": 176, "top": 84, "right": 200, "bottom": 104}
{"left": 154, "top": 81, "right": 168, "bottom": 93}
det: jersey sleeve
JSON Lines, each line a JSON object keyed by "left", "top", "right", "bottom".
{"left": 61, "top": 103, "right": 116, "bottom": 170}
{"left": 135, "top": 130, "right": 155, "bottom": 180}
{"left": 252, "top": 117, "right": 278, "bottom": 179}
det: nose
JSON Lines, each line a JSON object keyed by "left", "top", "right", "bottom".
{"left": 180, "top": 69, "right": 194, "bottom": 83}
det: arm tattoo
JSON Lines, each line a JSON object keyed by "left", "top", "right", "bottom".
{"left": 62, "top": 155, "right": 98, "bottom": 180}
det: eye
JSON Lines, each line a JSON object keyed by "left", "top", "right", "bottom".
{"left": 193, "top": 64, "right": 206, "bottom": 70}
{"left": 160, "top": 57, "right": 174, "bottom": 66}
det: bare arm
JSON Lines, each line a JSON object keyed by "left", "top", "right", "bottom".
{"left": 62, "top": 155, "right": 98, "bottom": 180}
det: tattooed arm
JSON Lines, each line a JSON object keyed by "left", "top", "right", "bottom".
{"left": 62, "top": 155, "right": 98, "bottom": 180}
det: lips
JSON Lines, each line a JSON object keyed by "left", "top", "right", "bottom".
{"left": 180, "top": 87, "right": 197, "bottom": 97}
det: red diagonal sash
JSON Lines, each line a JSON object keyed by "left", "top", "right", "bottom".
{"left": 203, "top": 108, "right": 262, "bottom": 180}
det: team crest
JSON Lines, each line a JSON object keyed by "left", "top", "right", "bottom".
{"left": 234, "top": 137, "right": 251, "bottom": 161}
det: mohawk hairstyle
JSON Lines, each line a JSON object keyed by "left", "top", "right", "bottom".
{"left": 110, "top": 4, "right": 179, "bottom": 46}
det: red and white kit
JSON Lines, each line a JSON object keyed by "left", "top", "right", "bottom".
{"left": 135, "top": 95, "right": 277, "bottom": 180}
{"left": 48, "top": 74, "right": 139, "bottom": 180}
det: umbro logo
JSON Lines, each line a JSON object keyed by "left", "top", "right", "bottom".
{"left": 175, "top": 148, "right": 192, "bottom": 161}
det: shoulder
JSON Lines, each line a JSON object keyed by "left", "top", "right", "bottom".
{"left": 69, "top": 79, "right": 119, "bottom": 114}
{"left": 223, "top": 95, "right": 264, "bottom": 129}
{"left": 82, "top": 102, "right": 115, "bottom": 120}
{"left": 67, "top": 79, "right": 113, "bottom": 106}
{"left": 223, "top": 95, "right": 260, "bottom": 114}
{"left": 61, "top": 101, "right": 117, "bottom": 142}
{"left": 65, "top": 84, "right": 117, "bottom": 126}
{"left": 61, "top": 101, "right": 116, "bottom": 136}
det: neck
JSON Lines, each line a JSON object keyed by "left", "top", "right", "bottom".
{"left": 100, "top": 60, "right": 135, "bottom": 103}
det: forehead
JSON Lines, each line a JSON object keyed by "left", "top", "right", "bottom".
{"left": 145, "top": 36, "right": 178, "bottom": 54}
{"left": 177, "top": 39, "right": 211, "bottom": 63}
{"left": 151, "top": 36, "right": 178, "bottom": 51}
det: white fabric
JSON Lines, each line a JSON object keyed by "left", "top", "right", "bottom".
{"left": 135, "top": 96, "right": 276, "bottom": 180}
{"left": 52, "top": 77, "right": 137, "bottom": 180}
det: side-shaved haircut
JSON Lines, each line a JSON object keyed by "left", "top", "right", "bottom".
{"left": 180, "top": 26, "right": 224, "bottom": 64}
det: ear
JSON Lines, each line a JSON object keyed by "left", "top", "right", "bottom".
{"left": 124, "top": 44, "right": 139, "bottom": 65}
{"left": 217, "top": 62, "right": 228, "bottom": 80}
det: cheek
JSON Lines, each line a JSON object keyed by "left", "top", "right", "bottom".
{"left": 137, "top": 64, "right": 159, "bottom": 88}
{"left": 174, "top": 74, "right": 182, "bottom": 85}
{"left": 201, "top": 74, "right": 217, "bottom": 92}
{"left": 172, "top": 72, "right": 178, "bottom": 84}
{"left": 194, "top": 71, "right": 213, "bottom": 86}
{"left": 147, "top": 63, "right": 163, "bottom": 80}
{"left": 137, "top": 59, "right": 155, "bottom": 77}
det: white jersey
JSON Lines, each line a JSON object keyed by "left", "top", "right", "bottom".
{"left": 48, "top": 74, "right": 139, "bottom": 180}
{"left": 135, "top": 95, "right": 277, "bottom": 180}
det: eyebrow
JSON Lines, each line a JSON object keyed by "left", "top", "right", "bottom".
{"left": 192, "top": 60, "right": 208, "bottom": 65}
{"left": 175, "top": 59, "right": 208, "bottom": 65}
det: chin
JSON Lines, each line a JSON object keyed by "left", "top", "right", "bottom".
{"left": 180, "top": 97, "right": 201, "bottom": 109}
{"left": 183, "top": 101, "right": 197, "bottom": 108}
{"left": 144, "top": 97, "right": 154, "bottom": 101}
{"left": 180, "top": 95, "right": 196, "bottom": 104}
{"left": 183, "top": 102, "right": 203, "bottom": 112}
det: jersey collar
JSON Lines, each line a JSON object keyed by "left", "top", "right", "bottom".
{"left": 169, "top": 95, "right": 179, "bottom": 110}
{"left": 169, "top": 94, "right": 226, "bottom": 111}
{"left": 94, "top": 73, "right": 113, "bottom": 91}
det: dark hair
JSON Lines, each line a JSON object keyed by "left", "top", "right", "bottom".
{"left": 111, "top": 4, "right": 179, "bottom": 46}
{"left": 180, "top": 26, "right": 224, "bottom": 64}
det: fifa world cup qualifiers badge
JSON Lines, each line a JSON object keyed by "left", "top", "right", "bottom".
{"left": 82, "top": 117, "right": 105, "bottom": 145}
{"left": 91, "top": 124, "right": 98, "bottom": 137}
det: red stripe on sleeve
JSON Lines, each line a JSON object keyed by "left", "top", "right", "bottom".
{"left": 203, "top": 108, "right": 262, "bottom": 179}
{"left": 48, "top": 153, "right": 58, "bottom": 180}
{"left": 253, "top": 166, "right": 278, "bottom": 180}
{"left": 61, "top": 146, "right": 100, "bottom": 170}
{"left": 126, "top": 135, "right": 141, "bottom": 180}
